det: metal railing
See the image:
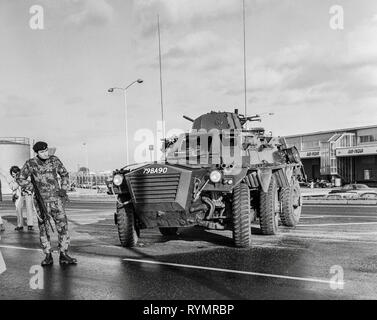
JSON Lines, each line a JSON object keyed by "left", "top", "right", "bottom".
{"left": 0, "top": 137, "right": 30, "bottom": 145}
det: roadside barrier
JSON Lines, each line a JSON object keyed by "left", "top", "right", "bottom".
{"left": 302, "top": 196, "right": 377, "bottom": 205}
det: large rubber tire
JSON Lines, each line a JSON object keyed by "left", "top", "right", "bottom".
{"left": 116, "top": 204, "right": 139, "bottom": 247}
{"left": 280, "top": 178, "right": 302, "bottom": 227}
{"left": 232, "top": 183, "right": 251, "bottom": 248}
{"left": 259, "top": 175, "right": 280, "bottom": 235}
{"left": 159, "top": 227, "right": 179, "bottom": 236}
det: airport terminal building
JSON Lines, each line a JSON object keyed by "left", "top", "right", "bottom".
{"left": 285, "top": 125, "right": 377, "bottom": 186}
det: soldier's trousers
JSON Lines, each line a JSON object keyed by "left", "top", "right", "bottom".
{"left": 35, "top": 199, "right": 70, "bottom": 254}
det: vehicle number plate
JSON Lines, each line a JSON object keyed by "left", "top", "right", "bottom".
{"left": 143, "top": 167, "right": 168, "bottom": 174}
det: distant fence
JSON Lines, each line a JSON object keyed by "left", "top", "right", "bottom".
{"left": 0, "top": 137, "right": 30, "bottom": 145}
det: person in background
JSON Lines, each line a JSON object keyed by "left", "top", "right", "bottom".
{"left": 9, "top": 166, "right": 35, "bottom": 231}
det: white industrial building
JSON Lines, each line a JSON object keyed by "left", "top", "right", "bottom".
{"left": 0, "top": 137, "right": 31, "bottom": 194}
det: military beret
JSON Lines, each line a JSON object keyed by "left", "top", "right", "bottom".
{"left": 33, "top": 141, "right": 48, "bottom": 153}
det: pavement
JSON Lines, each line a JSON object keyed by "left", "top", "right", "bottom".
{"left": 0, "top": 199, "right": 376, "bottom": 300}
{"left": 301, "top": 187, "right": 332, "bottom": 196}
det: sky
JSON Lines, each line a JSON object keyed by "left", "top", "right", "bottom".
{"left": 0, "top": 0, "right": 377, "bottom": 172}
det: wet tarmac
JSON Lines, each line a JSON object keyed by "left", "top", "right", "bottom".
{"left": 0, "top": 200, "right": 376, "bottom": 299}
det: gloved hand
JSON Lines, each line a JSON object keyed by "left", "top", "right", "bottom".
{"left": 56, "top": 189, "right": 67, "bottom": 198}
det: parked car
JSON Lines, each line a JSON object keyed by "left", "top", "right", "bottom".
{"left": 306, "top": 179, "right": 332, "bottom": 188}
{"left": 357, "top": 191, "right": 377, "bottom": 199}
{"left": 326, "top": 189, "right": 377, "bottom": 200}
{"left": 325, "top": 193, "right": 349, "bottom": 200}
{"left": 314, "top": 180, "right": 332, "bottom": 188}
{"left": 329, "top": 184, "right": 371, "bottom": 195}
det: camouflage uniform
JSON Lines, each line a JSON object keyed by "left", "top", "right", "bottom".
{"left": 17, "top": 156, "right": 70, "bottom": 254}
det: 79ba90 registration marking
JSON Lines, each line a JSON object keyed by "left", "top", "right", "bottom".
{"left": 143, "top": 167, "right": 168, "bottom": 174}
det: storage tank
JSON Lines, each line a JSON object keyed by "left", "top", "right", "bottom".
{"left": 0, "top": 137, "right": 31, "bottom": 194}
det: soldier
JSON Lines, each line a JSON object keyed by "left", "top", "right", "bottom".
{"left": 17, "top": 141, "right": 77, "bottom": 266}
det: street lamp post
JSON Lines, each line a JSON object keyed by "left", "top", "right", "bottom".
{"left": 83, "top": 142, "right": 89, "bottom": 187}
{"left": 149, "top": 144, "right": 154, "bottom": 162}
{"left": 108, "top": 79, "right": 143, "bottom": 165}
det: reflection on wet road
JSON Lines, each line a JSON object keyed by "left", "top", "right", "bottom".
{"left": 0, "top": 200, "right": 376, "bottom": 299}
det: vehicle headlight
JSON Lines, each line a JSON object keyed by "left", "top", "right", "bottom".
{"left": 209, "top": 170, "right": 222, "bottom": 183}
{"left": 113, "top": 174, "right": 124, "bottom": 186}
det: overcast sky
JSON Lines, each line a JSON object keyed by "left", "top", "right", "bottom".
{"left": 1, "top": 0, "right": 377, "bottom": 171}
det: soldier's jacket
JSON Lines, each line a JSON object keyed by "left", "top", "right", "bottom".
{"left": 17, "top": 155, "right": 69, "bottom": 202}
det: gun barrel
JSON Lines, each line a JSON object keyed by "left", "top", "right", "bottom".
{"left": 183, "top": 115, "right": 194, "bottom": 122}
{"left": 31, "top": 174, "right": 54, "bottom": 233}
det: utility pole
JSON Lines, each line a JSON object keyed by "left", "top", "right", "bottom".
{"left": 243, "top": 0, "right": 247, "bottom": 116}
{"left": 158, "top": 15, "right": 166, "bottom": 161}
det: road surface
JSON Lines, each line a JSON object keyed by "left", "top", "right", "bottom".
{"left": 0, "top": 199, "right": 376, "bottom": 299}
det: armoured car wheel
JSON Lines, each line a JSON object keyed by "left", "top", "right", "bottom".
{"left": 159, "top": 227, "right": 179, "bottom": 236}
{"left": 259, "top": 175, "right": 280, "bottom": 235}
{"left": 116, "top": 204, "right": 139, "bottom": 247}
{"left": 232, "top": 183, "right": 251, "bottom": 248}
{"left": 280, "top": 178, "right": 302, "bottom": 227}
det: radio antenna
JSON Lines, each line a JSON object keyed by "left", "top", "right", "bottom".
{"left": 242, "top": 0, "right": 247, "bottom": 116}
{"left": 157, "top": 15, "right": 166, "bottom": 161}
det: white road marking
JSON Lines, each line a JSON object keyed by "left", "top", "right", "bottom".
{"left": 304, "top": 205, "right": 377, "bottom": 208}
{"left": 346, "top": 231, "right": 377, "bottom": 235}
{"left": 67, "top": 213, "right": 113, "bottom": 217}
{"left": 68, "top": 218, "right": 107, "bottom": 225}
{"left": 1, "top": 208, "right": 112, "bottom": 225}
{"left": 0, "top": 252, "right": 5, "bottom": 274}
{"left": 300, "top": 216, "right": 326, "bottom": 219}
{"left": 0, "top": 245, "right": 42, "bottom": 252}
{"left": 123, "top": 258, "right": 339, "bottom": 285}
{"left": 298, "top": 222, "right": 377, "bottom": 227}
{"left": 66, "top": 211, "right": 113, "bottom": 225}
{"left": 0, "top": 238, "right": 6, "bottom": 274}
{"left": 0, "top": 245, "right": 120, "bottom": 267}
{"left": 280, "top": 235, "right": 377, "bottom": 244}
{"left": 65, "top": 209, "right": 93, "bottom": 212}
{"left": 302, "top": 215, "right": 377, "bottom": 219}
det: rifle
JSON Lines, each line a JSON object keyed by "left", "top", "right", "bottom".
{"left": 30, "top": 174, "right": 54, "bottom": 233}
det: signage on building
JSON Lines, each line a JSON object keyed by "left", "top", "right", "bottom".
{"left": 299, "top": 151, "right": 320, "bottom": 158}
{"left": 336, "top": 145, "right": 377, "bottom": 157}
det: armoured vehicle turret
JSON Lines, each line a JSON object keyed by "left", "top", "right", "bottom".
{"left": 109, "top": 109, "right": 305, "bottom": 248}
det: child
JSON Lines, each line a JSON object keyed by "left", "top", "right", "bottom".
{"left": 9, "top": 166, "right": 35, "bottom": 231}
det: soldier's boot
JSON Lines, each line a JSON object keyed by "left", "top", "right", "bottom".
{"left": 59, "top": 252, "right": 77, "bottom": 265}
{"left": 41, "top": 253, "right": 53, "bottom": 267}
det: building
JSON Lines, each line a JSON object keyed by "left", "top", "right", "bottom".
{"left": 0, "top": 137, "right": 31, "bottom": 194}
{"left": 285, "top": 125, "right": 377, "bottom": 186}
{"left": 71, "top": 170, "right": 113, "bottom": 188}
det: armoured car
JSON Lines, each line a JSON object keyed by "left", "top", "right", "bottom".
{"left": 109, "top": 109, "right": 305, "bottom": 248}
